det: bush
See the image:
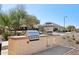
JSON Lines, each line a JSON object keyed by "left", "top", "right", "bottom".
{"left": 2, "top": 32, "right": 11, "bottom": 41}
{"left": 67, "top": 36, "right": 70, "bottom": 38}
{"left": 68, "top": 39, "right": 73, "bottom": 42}
{"left": 76, "top": 41, "right": 79, "bottom": 44}
{"left": 53, "top": 28, "right": 58, "bottom": 32}
{"left": 62, "top": 37, "right": 65, "bottom": 39}
{"left": 2, "top": 30, "right": 26, "bottom": 41}
{"left": 72, "top": 38, "right": 75, "bottom": 40}
{"left": 16, "top": 31, "right": 26, "bottom": 36}
{"left": 16, "top": 32, "right": 22, "bottom": 36}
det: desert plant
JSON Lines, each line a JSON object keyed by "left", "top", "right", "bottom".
{"left": 67, "top": 36, "right": 70, "bottom": 38}
{"left": 72, "top": 34, "right": 76, "bottom": 40}
{"left": 2, "top": 32, "right": 11, "bottom": 41}
{"left": 62, "top": 37, "right": 65, "bottom": 39}
{"left": 72, "top": 38, "right": 75, "bottom": 40}
{"left": 72, "top": 34, "right": 74, "bottom": 37}
{"left": 66, "top": 25, "right": 76, "bottom": 32}
{"left": 76, "top": 41, "right": 79, "bottom": 44}
{"left": 68, "top": 39, "right": 73, "bottom": 42}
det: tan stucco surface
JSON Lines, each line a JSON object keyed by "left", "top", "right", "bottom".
{"left": 8, "top": 35, "right": 61, "bottom": 55}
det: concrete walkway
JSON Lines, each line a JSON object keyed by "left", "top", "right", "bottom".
{"left": 34, "top": 45, "right": 72, "bottom": 55}
{"left": 1, "top": 45, "right": 73, "bottom": 55}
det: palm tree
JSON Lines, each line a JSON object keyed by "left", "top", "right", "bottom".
{"left": 0, "top": 12, "right": 11, "bottom": 33}
{"left": 0, "top": 4, "right": 40, "bottom": 35}
{"left": 9, "top": 5, "right": 27, "bottom": 35}
{"left": 0, "top": 11, "right": 12, "bottom": 41}
{"left": 38, "top": 25, "right": 44, "bottom": 32}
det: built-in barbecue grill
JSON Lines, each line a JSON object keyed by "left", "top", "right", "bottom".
{"left": 26, "top": 30, "right": 40, "bottom": 41}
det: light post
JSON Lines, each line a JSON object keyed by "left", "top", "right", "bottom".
{"left": 64, "top": 16, "right": 67, "bottom": 28}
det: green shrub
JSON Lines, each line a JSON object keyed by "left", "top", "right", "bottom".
{"left": 2, "top": 31, "right": 26, "bottom": 41}
{"left": 2, "top": 32, "right": 11, "bottom": 41}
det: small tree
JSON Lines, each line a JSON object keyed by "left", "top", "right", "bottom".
{"left": 38, "top": 25, "right": 44, "bottom": 32}
{"left": 9, "top": 5, "right": 27, "bottom": 35}
{"left": 53, "top": 28, "right": 58, "bottom": 32}
{"left": 24, "top": 15, "right": 40, "bottom": 29}
{"left": 66, "top": 25, "right": 76, "bottom": 32}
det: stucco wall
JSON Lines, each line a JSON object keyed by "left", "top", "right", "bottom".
{"left": 8, "top": 35, "right": 61, "bottom": 55}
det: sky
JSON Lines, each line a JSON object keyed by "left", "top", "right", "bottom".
{"left": 1, "top": 4, "right": 79, "bottom": 28}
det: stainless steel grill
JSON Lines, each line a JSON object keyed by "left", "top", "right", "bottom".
{"left": 26, "top": 30, "right": 39, "bottom": 41}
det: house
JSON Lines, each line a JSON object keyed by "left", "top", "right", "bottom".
{"left": 76, "top": 29, "right": 79, "bottom": 32}
{"left": 43, "top": 22, "right": 65, "bottom": 34}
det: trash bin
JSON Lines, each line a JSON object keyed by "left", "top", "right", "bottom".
{"left": 0, "top": 39, "right": 2, "bottom": 55}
